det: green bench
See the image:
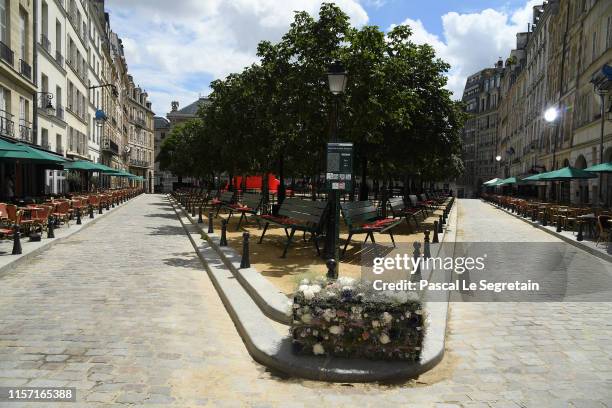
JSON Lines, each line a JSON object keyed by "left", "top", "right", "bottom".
{"left": 256, "top": 198, "right": 328, "bottom": 258}
{"left": 224, "top": 192, "right": 264, "bottom": 230}
{"left": 340, "top": 200, "right": 402, "bottom": 257}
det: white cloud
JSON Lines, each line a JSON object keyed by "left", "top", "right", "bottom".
{"left": 105, "top": 0, "right": 368, "bottom": 115}
{"left": 391, "top": 0, "right": 541, "bottom": 99}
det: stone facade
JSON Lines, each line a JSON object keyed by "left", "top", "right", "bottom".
{"left": 0, "top": 0, "right": 153, "bottom": 194}
{"left": 459, "top": 0, "right": 612, "bottom": 205}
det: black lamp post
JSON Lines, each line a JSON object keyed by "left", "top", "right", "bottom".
{"left": 324, "top": 60, "right": 348, "bottom": 279}
{"left": 590, "top": 64, "right": 612, "bottom": 206}
{"left": 544, "top": 106, "right": 559, "bottom": 201}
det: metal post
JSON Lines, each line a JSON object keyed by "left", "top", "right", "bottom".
{"left": 220, "top": 219, "right": 228, "bottom": 246}
{"left": 326, "top": 258, "right": 337, "bottom": 280}
{"left": 89, "top": 204, "right": 94, "bottom": 219}
{"left": 98, "top": 203, "right": 103, "bottom": 214}
{"left": 47, "top": 216, "right": 55, "bottom": 239}
{"left": 208, "top": 212, "right": 214, "bottom": 233}
{"left": 598, "top": 91, "right": 606, "bottom": 206}
{"left": 12, "top": 225, "right": 22, "bottom": 255}
{"left": 240, "top": 232, "right": 250, "bottom": 268}
{"left": 423, "top": 230, "right": 431, "bottom": 258}
{"left": 324, "top": 95, "right": 341, "bottom": 273}
{"left": 438, "top": 215, "right": 444, "bottom": 232}
{"left": 432, "top": 221, "right": 439, "bottom": 243}
{"left": 76, "top": 208, "right": 82, "bottom": 225}
{"left": 198, "top": 205, "right": 203, "bottom": 224}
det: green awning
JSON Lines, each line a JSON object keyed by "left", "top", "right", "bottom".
{"left": 498, "top": 177, "right": 525, "bottom": 185}
{"left": 483, "top": 178, "right": 502, "bottom": 186}
{"left": 0, "top": 143, "right": 67, "bottom": 165}
{"left": 584, "top": 162, "right": 612, "bottom": 173}
{"left": 64, "top": 160, "right": 105, "bottom": 171}
{"left": 0, "top": 139, "right": 28, "bottom": 152}
{"left": 523, "top": 172, "right": 550, "bottom": 181}
{"left": 539, "top": 166, "right": 597, "bottom": 181}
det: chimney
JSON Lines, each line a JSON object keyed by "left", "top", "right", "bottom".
{"left": 171, "top": 101, "right": 179, "bottom": 112}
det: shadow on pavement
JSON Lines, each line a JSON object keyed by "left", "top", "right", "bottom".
{"left": 145, "top": 213, "right": 179, "bottom": 220}
{"left": 163, "top": 252, "right": 202, "bottom": 269}
{"left": 147, "top": 225, "right": 186, "bottom": 236}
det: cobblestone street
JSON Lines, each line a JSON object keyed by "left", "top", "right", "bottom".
{"left": 0, "top": 195, "right": 611, "bottom": 407}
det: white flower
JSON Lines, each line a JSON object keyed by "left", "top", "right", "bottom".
{"left": 323, "top": 309, "right": 336, "bottom": 322}
{"left": 300, "top": 279, "right": 310, "bottom": 285}
{"left": 310, "top": 284, "right": 322, "bottom": 293}
{"left": 303, "top": 289, "right": 315, "bottom": 300}
{"left": 298, "top": 285, "right": 309, "bottom": 292}
{"left": 301, "top": 313, "right": 312, "bottom": 323}
{"left": 379, "top": 333, "right": 390, "bottom": 344}
{"left": 329, "top": 325, "right": 342, "bottom": 335}
{"left": 405, "top": 311, "right": 411, "bottom": 318}
{"left": 312, "top": 330, "right": 318, "bottom": 336}
{"left": 337, "top": 276, "right": 355, "bottom": 287}
{"left": 382, "top": 312, "right": 393, "bottom": 324}
{"left": 313, "top": 343, "right": 325, "bottom": 355}
{"left": 372, "top": 320, "right": 380, "bottom": 328}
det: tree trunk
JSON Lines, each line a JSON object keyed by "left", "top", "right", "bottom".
{"left": 359, "top": 155, "right": 368, "bottom": 201}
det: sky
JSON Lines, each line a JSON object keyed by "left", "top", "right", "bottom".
{"left": 105, "top": 0, "right": 542, "bottom": 116}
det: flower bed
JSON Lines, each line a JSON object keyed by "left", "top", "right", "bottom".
{"left": 290, "top": 277, "right": 425, "bottom": 361}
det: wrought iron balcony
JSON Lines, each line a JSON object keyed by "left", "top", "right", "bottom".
{"left": 102, "top": 138, "right": 119, "bottom": 155}
{"left": 0, "top": 111, "right": 15, "bottom": 138}
{"left": 129, "top": 158, "right": 150, "bottom": 168}
{"left": 20, "top": 59, "right": 32, "bottom": 79}
{"left": 0, "top": 41, "right": 14, "bottom": 65}
{"left": 40, "top": 34, "right": 51, "bottom": 53}
{"left": 19, "top": 122, "right": 33, "bottom": 143}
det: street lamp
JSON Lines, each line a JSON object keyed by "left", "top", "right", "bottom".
{"left": 325, "top": 60, "right": 348, "bottom": 279}
{"left": 37, "top": 92, "right": 55, "bottom": 116}
{"left": 590, "top": 63, "right": 612, "bottom": 205}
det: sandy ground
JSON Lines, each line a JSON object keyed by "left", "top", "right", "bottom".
{"left": 197, "top": 202, "right": 446, "bottom": 294}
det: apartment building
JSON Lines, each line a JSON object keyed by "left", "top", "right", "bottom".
{"left": 460, "top": 0, "right": 612, "bottom": 205}
{"left": 456, "top": 63, "right": 504, "bottom": 197}
{"left": 126, "top": 74, "right": 154, "bottom": 193}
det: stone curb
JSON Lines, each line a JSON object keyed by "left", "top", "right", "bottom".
{"left": 0, "top": 195, "right": 143, "bottom": 277}
{"left": 170, "top": 195, "right": 457, "bottom": 382}
{"left": 484, "top": 200, "right": 612, "bottom": 263}
{"left": 169, "top": 198, "right": 291, "bottom": 324}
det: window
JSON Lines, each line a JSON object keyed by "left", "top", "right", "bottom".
{"left": 0, "top": 0, "right": 7, "bottom": 44}
{"left": 19, "top": 8, "right": 27, "bottom": 62}
{"left": 41, "top": 2, "right": 48, "bottom": 38}
{"left": 41, "top": 128, "right": 48, "bottom": 148}
{"left": 56, "top": 20, "right": 62, "bottom": 56}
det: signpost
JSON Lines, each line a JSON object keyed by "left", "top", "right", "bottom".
{"left": 326, "top": 142, "right": 353, "bottom": 191}
{"left": 325, "top": 142, "right": 353, "bottom": 278}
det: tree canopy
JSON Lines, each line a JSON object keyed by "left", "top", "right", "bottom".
{"left": 157, "top": 2, "right": 465, "bottom": 189}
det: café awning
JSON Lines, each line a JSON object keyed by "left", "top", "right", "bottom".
{"left": 539, "top": 166, "right": 597, "bottom": 181}
{"left": 0, "top": 142, "right": 67, "bottom": 167}
{"left": 584, "top": 162, "right": 612, "bottom": 173}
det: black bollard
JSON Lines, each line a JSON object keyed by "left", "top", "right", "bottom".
{"left": 438, "top": 215, "right": 444, "bottom": 232}
{"left": 442, "top": 210, "right": 447, "bottom": 225}
{"left": 556, "top": 215, "right": 562, "bottom": 232}
{"left": 198, "top": 206, "right": 203, "bottom": 224}
{"left": 577, "top": 222, "right": 584, "bottom": 242}
{"left": 191, "top": 203, "right": 196, "bottom": 217}
{"left": 47, "top": 216, "right": 55, "bottom": 239}
{"left": 326, "top": 258, "right": 337, "bottom": 280}
{"left": 240, "top": 232, "right": 250, "bottom": 269}
{"left": 208, "top": 212, "right": 214, "bottom": 233}
{"left": 531, "top": 209, "right": 536, "bottom": 222}
{"left": 423, "top": 230, "right": 431, "bottom": 258}
{"left": 220, "top": 219, "right": 228, "bottom": 246}
{"left": 542, "top": 211, "right": 547, "bottom": 226}
{"left": 99, "top": 204, "right": 103, "bottom": 214}
{"left": 76, "top": 208, "right": 82, "bottom": 225}
{"left": 89, "top": 205, "right": 94, "bottom": 219}
{"left": 12, "top": 225, "right": 22, "bottom": 255}
{"left": 432, "top": 221, "right": 439, "bottom": 243}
